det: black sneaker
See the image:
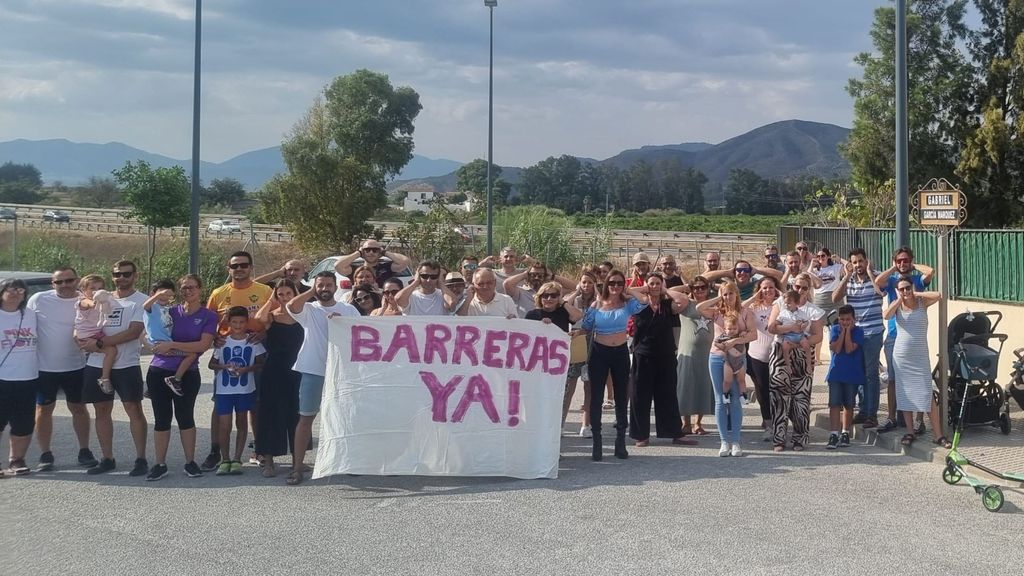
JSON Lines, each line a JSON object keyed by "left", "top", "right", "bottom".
{"left": 87, "top": 458, "right": 116, "bottom": 475}
{"left": 128, "top": 458, "right": 149, "bottom": 477}
{"left": 146, "top": 463, "right": 168, "bottom": 482}
{"left": 183, "top": 461, "right": 203, "bottom": 478}
{"left": 164, "top": 376, "right": 184, "bottom": 397}
{"left": 200, "top": 452, "right": 221, "bottom": 472}
{"left": 826, "top": 433, "right": 839, "bottom": 450}
{"left": 36, "top": 451, "right": 55, "bottom": 472}
{"left": 78, "top": 448, "right": 99, "bottom": 468}
{"left": 839, "top": 431, "right": 851, "bottom": 447}
{"left": 852, "top": 414, "right": 867, "bottom": 425}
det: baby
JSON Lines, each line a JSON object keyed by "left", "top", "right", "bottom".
{"left": 715, "top": 311, "right": 747, "bottom": 404}
{"left": 776, "top": 289, "right": 811, "bottom": 374}
{"left": 75, "top": 274, "right": 118, "bottom": 395}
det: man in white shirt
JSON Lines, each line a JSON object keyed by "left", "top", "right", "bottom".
{"left": 395, "top": 260, "right": 457, "bottom": 316}
{"left": 78, "top": 260, "right": 150, "bottom": 477}
{"left": 28, "top": 267, "right": 98, "bottom": 471}
{"left": 285, "top": 271, "right": 360, "bottom": 485}
{"left": 457, "top": 268, "right": 518, "bottom": 319}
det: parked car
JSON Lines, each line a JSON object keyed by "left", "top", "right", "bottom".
{"left": 42, "top": 209, "right": 70, "bottom": 222}
{"left": 0, "top": 271, "right": 54, "bottom": 298}
{"left": 207, "top": 219, "right": 242, "bottom": 233}
{"left": 0, "top": 207, "right": 16, "bottom": 220}
{"left": 303, "top": 255, "right": 415, "bottom": 300}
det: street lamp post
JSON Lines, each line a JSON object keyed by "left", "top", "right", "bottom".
{"left": 895, "top": 0, "right": 909, "bottom": 248}
{"left": 485, "top": 0, "right": 496, "bottom": 256}
{"left": 189, "top": 0, "right": 202, "bottom": 274}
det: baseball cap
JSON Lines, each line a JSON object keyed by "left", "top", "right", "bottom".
{"left": 633, "top": 252, "right": 651, "bottom": 264}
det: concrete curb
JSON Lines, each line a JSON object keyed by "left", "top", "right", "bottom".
{"left": 812, "top": 411, "right": 946, "bottom": 463}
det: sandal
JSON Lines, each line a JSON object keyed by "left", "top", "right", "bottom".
{"left": 680, "top": 425, "right": 692, "bottom": 436}
{"left": 286, "top": 470, "right": 303, "bottom": 485}
{"left": 932, "top": 436, "right": 952, "bottom": 449}
{"left": 601, "top": 400, "right": 614, "bottom": 410}
{"left": 792, "top": 442, "right": 805, "bottom": 452}
{"left": 772, "top": 445, "right": 785, "bottom": 453}
{"left": 900, "top": 433, "right": 915, "bottom": 447}
{"left": 693, "top": 426, "right": 709, "bottom": 436}
{"left": 262, "top": 461, "right": 277, "bottom": 478}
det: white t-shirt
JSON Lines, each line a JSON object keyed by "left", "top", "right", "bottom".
{"left": 213, "top": 335, "right": 266, "bottom": 396}
{"left": 464, "top": 292, "right": 518, "bottom": 318}
{"left": 86, "top": 290, "right": 147, "bottom": 370}
{"left": 403, "top": 290, "right": 446, "bottom": 316}
{"left": 811, "top": 263, "right": 845, "bottom": 294}
{"left": 0, "top": 308, "right": 39, "bottom": 381}
{"left": 289, "top": 300, "right": 360, "bottom": 377}
{"left": 27, "top": 290, "right": 87, "bottom": 372}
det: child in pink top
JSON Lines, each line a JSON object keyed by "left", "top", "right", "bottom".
{"left": 75, "top": 274, "right": 118, "bottom": 394}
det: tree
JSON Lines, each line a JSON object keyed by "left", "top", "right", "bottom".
{"left": 71, "top": 177, "right": 123, "bottom": 208}
{"left": 455, "top": 158, "right": 510, "bottom": 210}
{"left": 843, "top": 1, "right": 973, "bottom": 210}
{"left": 112, "top": 160, "right": 190, "bottom": 284}
{"left": 201, "top": 177, "right": 247, "bottom": 208}
{"left": 955, "top": 0, "right": 1024, "bottom": 226}
{"left": 681, "top": 168, "right": 708, "bottom": 214}
{"left": 258, "top": 70, "right": 422, "bottom": 253}
{"left": 394, "top": 197, "right": 470, "bottom": 270}
{"left": 0, "top": 161, "right": 45, "bottom": 204}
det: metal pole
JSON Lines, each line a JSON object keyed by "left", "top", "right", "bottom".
{"left": 11, "top": 216, "right": 17, "bottom": 270}
{"left": 189, "top": 0, "right": 202, "bottom": 274}
{"left": 937, "top": 231, "right": 950, "bottom": 437}
{"left": 894, "top": 0, "right": 909, "bottom": 248}
{"left": 485, "top": 2, "right": 495, "bottom": 256}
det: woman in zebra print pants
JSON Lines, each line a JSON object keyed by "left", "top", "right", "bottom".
{"left": 766, "top": 273, "right": 825, "bottom": 451}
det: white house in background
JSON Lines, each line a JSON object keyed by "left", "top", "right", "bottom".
{"left": 402, "top": 188, "right": 472, "bottom": 213}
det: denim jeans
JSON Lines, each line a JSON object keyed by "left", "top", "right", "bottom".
{"left": 708, "top": 354, "right": 743, "bottom": 444}
{"left": 858, "top": 332, "right": 884, "bottom": 419}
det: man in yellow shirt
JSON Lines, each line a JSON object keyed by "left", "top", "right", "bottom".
{"left": 201, "top": 251, "right": 272, "bottom": 471}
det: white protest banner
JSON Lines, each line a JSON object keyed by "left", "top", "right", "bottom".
{"left": 313, "top": 316, "right": 570, "bottom": 480}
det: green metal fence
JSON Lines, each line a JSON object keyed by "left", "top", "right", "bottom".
{"left": 778, "top": 226, "right": 1024, "bottom": 304}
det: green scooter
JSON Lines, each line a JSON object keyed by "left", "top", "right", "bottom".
{"left": 942, "top": 347, "right": 1024, "bottom": 512}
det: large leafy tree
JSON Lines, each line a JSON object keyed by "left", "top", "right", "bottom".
{"left": 201, "top": 177, "right": 247, "bottom": 208}
{"left": 843, "top": 0, "right": 973, "bottom": 222}
{"left": 71, "top": 177, "right": 122, "bottom": 208}
{"left": 0, "top": 161, "right": 45, "bottom": 204}
{"left": 956, "top": 0, "right": 1024, "bottom": 226}
{"left": 455, "top": 158, "right": 510, "bottom": 210}
{"left": 258, "top": 70, "right": 422, "bottom": 253}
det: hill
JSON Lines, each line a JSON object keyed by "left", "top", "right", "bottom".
{"left": 0, "top": 139, "right": 463, "bottom": 190}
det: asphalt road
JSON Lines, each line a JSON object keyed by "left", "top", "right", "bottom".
{"left": 3, "top": 356, "right": 1023, "bottom": 575}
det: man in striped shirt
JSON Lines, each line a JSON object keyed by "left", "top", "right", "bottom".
{"left": 832, "top": 248, "right": 885, "bottom": 428}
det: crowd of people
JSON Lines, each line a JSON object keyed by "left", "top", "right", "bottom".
{"left": 0, "top": 239, "right": 946, "bottom": 483}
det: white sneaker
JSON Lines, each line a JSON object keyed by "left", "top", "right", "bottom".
{"left": 580, "top": 425, "right": 592, "bottom": 438}
{"left": 731, "top": 443, "right": 743, "bottom": 457}
{"left": 719, "top": 442, "right": 731, "bottom": 457}
{"left": 722, "top": 394, "right": 731, "bottom": 405}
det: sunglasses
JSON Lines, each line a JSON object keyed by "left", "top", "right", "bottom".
{"left": 228, "top": 263, "right": 251, "bottom": 270}
{"left": 419, "top": 273, "right": 440, "bottom": 280}
{"left": 735, "top": 267, "right": 752, "bottom": 274}
{"left": 463, "top": 263, "right": 478, "bottom": 270}
{"left": 112, "top": 271, "right": 134, "bottom": 278}
{"left": 362, "top": 247, "right": 381, "bottom": 253}
{"left": 540, "top": 293, "right": 560, "bottom": 299}
{"left": 606, "top": 280, "right": 625, "bottom": 287}
{"left": 383, "top": 289, "right": 399, "bottom": 296}
{"left": 765, "top": 254, "right": 779, "bottom": 259}
{"left": 794, "top": 285, "right": 809, "bottom": 291}
{"left": 52, "top": 278, "right": 77, "bottom": 285}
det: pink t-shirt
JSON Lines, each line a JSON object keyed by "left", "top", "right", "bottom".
{"left": 74, "top": 293, "right": 115, "bottom": 338}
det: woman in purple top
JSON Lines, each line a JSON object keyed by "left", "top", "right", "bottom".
{"left": 146, "top": 274, "right": 218, "bottom": 479}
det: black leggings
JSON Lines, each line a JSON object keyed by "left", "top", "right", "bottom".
{"left": 747, "top": 354, "right": 772, "bottom": 423}
{"left": 587, "top": 342, "right": 629, "bottom": 435}
{"left": 146, "top": 367, "right": 200, "bottom": 432}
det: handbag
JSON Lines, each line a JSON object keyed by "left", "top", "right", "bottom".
{"left": 569, "top": 332, "right": 589, "bottom": 364}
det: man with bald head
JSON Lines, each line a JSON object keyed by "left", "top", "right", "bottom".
{"left": 255, "top": 259, "right": 310, "bottom": 292}
{"left": 333, "top": 238, "right": 411, "bottom": 288}
{"left": 703, "top": 251, "right": 721, "bottom": 273}
{"left": 456, "top": 268, "right": 518, "bottom": 319}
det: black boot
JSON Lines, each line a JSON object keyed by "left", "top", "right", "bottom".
{"left": 592, "top": 430, "right": 603, "bottom": 461}
{"left": 614, "top": 427, "right": 629, "bottom": 459}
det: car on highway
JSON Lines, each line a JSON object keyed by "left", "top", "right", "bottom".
{"left": 304, "top": 255, "right": 415, "bottom": 300}
{"left": 0, "top": 207, "right": 16, "bottom": 220}
{"left": 0, "top": 271, "right": 54, "bottom": 298}
{"left": 42, "top": 209, "right": 71, "bottom": 222}
{"left": 207, "top": 219, "right": 242, "bottom": 233}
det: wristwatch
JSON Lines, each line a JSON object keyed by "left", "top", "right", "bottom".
{"left": 96, "top": 339, "right": 104, "bottom": 349}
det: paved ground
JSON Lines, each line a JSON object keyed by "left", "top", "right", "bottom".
{"left": 3, "top": 354, "right": 1024, "bottom": 575}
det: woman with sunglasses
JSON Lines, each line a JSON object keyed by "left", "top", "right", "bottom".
{"left": 371, "top": 278, "right": 404, "bottom": 316}
{"left": 629, "top": 273, "right": 690, "bottom": 447}
{"left": 743, "top": 276, "right": 782, "bottom": 439}
{"left": 526, "top": 281, "right": 583, "bottom": 436}
{"left": 0, "top": 278, "right": 38, "bottom": 476}
{"left": 253, "top": 279, "right": 304, "bottom": 477}
{"left": 342, "top": 266, "right": 378, "bottom": 305}
{"left": 766, "top": 272, "right": 825, "bottom": 451}
{"left": 669, "top": 276, "right": 716, "bottom": 437}
{"left": 580, "top": 269, "right": 650, "bottom": 460}
{"left": 694, "top": 279, "right": 757, "bottom": 456}
{"left": 350, "top": 284, "right": 381, "bottom": 316}
{"left": 809, "top": 247, "right": 845, "bottom": 319}
{"left": 882, "top": 276, "right": 946, "bottom": 448}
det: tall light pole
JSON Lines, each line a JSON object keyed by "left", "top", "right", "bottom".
{"left": 895, "top": 0, "right": 909, "bottom": 248}
{"left": 189, "top": 0, "right": 202, "bottom": 274}
{"left": 485, "top": 0, "right": 496, "bottom": 256}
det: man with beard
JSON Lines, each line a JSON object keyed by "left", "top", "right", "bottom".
{"left": 457, "top": 268, "right": 518, "bottom": 319}
{"left": 254, "top": 259, "right": 310, "bottom": 293}
{"left": 395, "top": 260, "right": 458, "bottom": 316}
{"left": 656, "top": 255, "right": 685, "bottom": 288}
{"left": 503, "top": 262, "right": 576, "bottom": 318}
{"left": 285, "top": 272, "right": 360, "bottom": 485}
{"left": 763, "top": 245, "right": 786, "bottom": 273}
{"left": 333, "top": 239, "right": 411, "bottom": 288}
{"left": 444, "top": 272, "right": 467, "bottom": 315}
{"left": 832, "top": 248, "right": 885, "bottom": 428}
{"left": 872, "top": 246, "right": 934, "bottom": 433}
{"left": 29, "top": 267, "right": 98, "bottom": 471}
{"left": 202, "top": 251, "right": 273, "bottom": 471}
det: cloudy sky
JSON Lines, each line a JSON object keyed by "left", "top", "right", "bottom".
{"left": 0, "top": 0, "right": 879, "bottom": 167}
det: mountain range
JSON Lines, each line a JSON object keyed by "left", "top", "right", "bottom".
{"left": 1, "top": 119, "right": 850, "bottom": 193}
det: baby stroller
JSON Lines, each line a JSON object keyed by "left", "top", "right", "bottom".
{"left": 933, "top": 311, "right": 1011, "bottom": 435}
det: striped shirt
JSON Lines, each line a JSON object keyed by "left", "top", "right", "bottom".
{"left": 844, "top": 275, "right": 885, "bottom": 336}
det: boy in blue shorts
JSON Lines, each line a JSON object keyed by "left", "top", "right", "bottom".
{"left": 209, "top": 306, "right": 265, "bottom": 475}
{"left": 826, "top": 305, "right": 865, "bottom": 449}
